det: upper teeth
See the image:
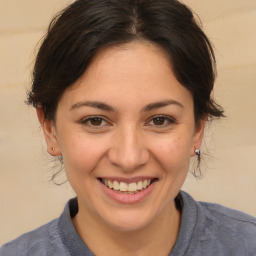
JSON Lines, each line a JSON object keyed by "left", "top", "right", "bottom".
{"left": 102, "top": 179, "right": 151, "bottom": 192}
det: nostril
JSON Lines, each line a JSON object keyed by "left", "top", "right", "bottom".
{"left": 108, "top": 149, "right": 149, "bottom": 172}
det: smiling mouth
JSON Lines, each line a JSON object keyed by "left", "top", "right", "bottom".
{"left": 99, "top": 178, "right": 158, "bottom": 194}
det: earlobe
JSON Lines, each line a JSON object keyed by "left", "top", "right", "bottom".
{"left": 190, "top": 117, "right": 207, "bottom": 156}
{"left": 36, "top": 107, "right": 61, "bottom": 156}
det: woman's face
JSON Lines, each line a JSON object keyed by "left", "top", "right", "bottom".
{"left": 40, "top": 42, "right": 205, "bottom": 231}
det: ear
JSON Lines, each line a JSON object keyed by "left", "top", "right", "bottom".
{"left": 190, "top": 116, "right": 207, "bottom": 156}
{"left": 36, "top": 107, "right": 61, "bottom": 156}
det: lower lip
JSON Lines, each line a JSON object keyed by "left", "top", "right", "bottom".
{"left": 98, "top": 180, "right": 157, "bottom": 204}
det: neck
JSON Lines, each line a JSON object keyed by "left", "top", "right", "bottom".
{"left": 72, "top": 201, "right": 181, "bottom": 256}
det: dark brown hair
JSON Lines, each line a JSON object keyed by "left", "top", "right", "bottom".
{"left": 27, "top": 0, "right": 224, "bottom": 123}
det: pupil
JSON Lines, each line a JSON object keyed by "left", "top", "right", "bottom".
{"left": 91, "top": 118, "right": 102, "bottom": 126}
{"left": 153, "top": 117, "right": 164, "bottom": 125}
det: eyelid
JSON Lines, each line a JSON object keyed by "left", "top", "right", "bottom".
{"left": 79, "top": 114, "right": 176, "bottom": 128}
{"left": 145, "top": 115, "right": 176, "bottom": 127}
{"left": 80, "top": 115, "right": 112, "bottom": 127}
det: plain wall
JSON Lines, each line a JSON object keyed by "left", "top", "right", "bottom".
{"left": 0, "top": 0, "right": 256, "bottom": 245}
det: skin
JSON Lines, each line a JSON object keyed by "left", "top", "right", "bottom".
{"left": 37, "top": 41, "right": 206, "bottom": 256}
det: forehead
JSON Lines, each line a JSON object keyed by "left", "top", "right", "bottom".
{"left": 84, "top": 41, "right": 172, "bottom": 84}
{"left": 59, "top": 41, "right": 193, "bottom": 110}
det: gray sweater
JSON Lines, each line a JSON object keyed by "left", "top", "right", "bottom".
{"left": 1, "top": 191, "right": 256, "bottom": 256}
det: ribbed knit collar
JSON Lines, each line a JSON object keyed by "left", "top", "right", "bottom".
{"left": 58, "top": 191, "right": 198, "bottom": 256}
{"left": 58, "top": 198, "right": 94, "bottom": 256}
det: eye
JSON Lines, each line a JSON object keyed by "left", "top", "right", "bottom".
{"left": 80, "top": 116, "right": 109, "bottom": 127}
{"left": 146, "top": 115, "right": 176, "bottom": 127}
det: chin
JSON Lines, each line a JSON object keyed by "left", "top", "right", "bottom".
{"left": 98, "top": 207, "right": 157, "bottom": 233}
{"left": 108, "top": 218, "right": 152, "bottom": 233}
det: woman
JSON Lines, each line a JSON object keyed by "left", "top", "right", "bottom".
{"left": 1, "top": 0, "right": 256, "bottom": 255}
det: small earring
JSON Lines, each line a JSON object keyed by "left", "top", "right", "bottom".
{"left": 194, "top": 147, "right": 200, "bottom": 156}
{"left": 51, "top": 147, "right": 55, "bottom": 152}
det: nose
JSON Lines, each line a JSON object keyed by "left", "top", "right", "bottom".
{"left": 107, "top": 125, "right": 149, "bottom": 172}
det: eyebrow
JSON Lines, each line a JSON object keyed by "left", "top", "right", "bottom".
{"left": 70, "top": 101, "right": 116, "bottom": 112}
{"left": 70, "top": 99, "right": 184, "bottom": 112}
{"left": 142, "top": 99, "right": 184, "bottom": 112}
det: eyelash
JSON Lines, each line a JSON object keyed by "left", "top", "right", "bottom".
{"left": 80, "top": 115, "right": 176, "bottom": 128}
{"left": 146, "top": 115, "right": 176, "bottom": 127}
{"left": 80, "top": 116, "right": 110, "bottom": 128}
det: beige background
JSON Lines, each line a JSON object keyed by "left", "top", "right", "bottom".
{"left": 0, "top": 0, "right": 256, "bottom": 245}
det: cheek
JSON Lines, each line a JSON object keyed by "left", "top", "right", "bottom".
{"left": 59, "top": 133, "right": 108, "bottom": 176}
{"left": 150, "top": 135, "right": 192, "bottom": 172}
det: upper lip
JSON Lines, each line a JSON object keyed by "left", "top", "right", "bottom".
{"left": 98, "top": 176, "right": 158, "bottom": 183}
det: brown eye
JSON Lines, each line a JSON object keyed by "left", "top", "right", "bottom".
{"left": 147, "top": 115, "right": 176, "bottom": 127}
{"left": 152, "top": 116, "right": 166, "bottom": 125}
{"left": 81, "top": 116, "right": 108, "bottom": 127}
{"left": 80, "top": 116, "right": 112, "bottom": 131}
{"left": 89, "top": 118, "right": 103, "bottom": 126}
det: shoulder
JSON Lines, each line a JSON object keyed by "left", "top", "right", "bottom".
{"left": 199, "top": 200, "right": 256, "bottom": 235}
{"left": 181, "top": 191, "right": 256, "bottom": 232}
{"left": 179, "top": 191, "right": 256, "bottom": 255}
{"left": 198, "top": 197, "right": 256, "bottom": 254}
{"left": 199, "top": 200, "right": 256, "bottom": 228}
{"left": 0, "top": 218, "right": 69, "bottom": 256}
